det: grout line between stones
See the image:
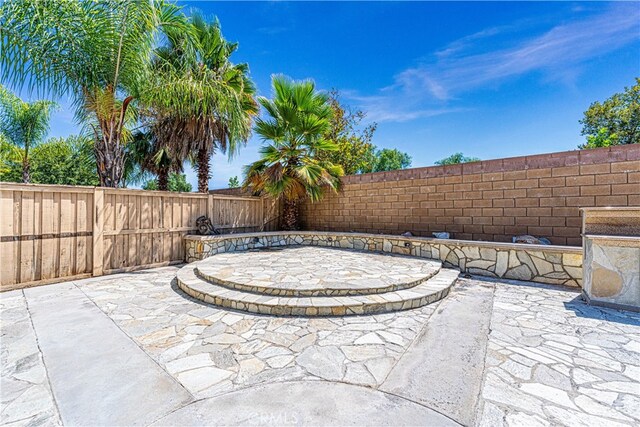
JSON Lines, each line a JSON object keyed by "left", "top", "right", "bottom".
{"left": 22, "top": 288, "right": 64, "bottom": 426}
{"left": 375, "top": 290, "right": 450, "bottom": 388}
{"left": 145, "top": 378, "right": 464, "bottom": 427}
{"left": 469, "top": 278, "right": 498, "bottom": 426}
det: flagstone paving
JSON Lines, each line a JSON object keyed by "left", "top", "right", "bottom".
{"left": 80, "top": 267, "right": 441, "bottom": 396}
{"left": 1, "top": 265, "right": 639, "bottom": 426}
{"left": 0, "top": 292, "right": 61, "bottom": 426}
{"left": 478, "top": 281, "right": 640, "bottom": 426}
{"left": 195, "top": 246, "right": 442, "bottom": 296}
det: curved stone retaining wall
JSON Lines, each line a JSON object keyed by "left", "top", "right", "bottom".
{"left": 185, "top": 231, "right": 582, "bottom": 287}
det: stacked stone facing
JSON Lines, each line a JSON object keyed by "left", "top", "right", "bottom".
{"left": 184, "top": 231, "right": 583, "bottom": 287}
{"left": 176, "top": 260, "right": 457, "bottom": 316}
{"left": 582, "top": 207, "right": 640, "bottom": 312}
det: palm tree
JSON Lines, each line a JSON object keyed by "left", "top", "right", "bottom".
{"left": 243, "top": 76, "right": 344, "bottom": 230}
{"left": 0, "top": 86, "right": 56, "bottom": 183}
{"left": 0, "top": 0, "right": 188, "bottom": 187}
{"left": 141, "top": 14, "right": 257, "bottom": 193}
{"left": 125, "top": 129, "right": 181, "bottom": 191}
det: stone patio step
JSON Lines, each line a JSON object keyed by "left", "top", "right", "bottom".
{"left": 176, "top": 264, "right": 458, "bottom": 316}
{"left": 194, "top": 255, "right": 443, "bottom": 297}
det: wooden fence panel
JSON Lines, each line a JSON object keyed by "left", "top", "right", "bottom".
{"left": 210, "top": 195, "right": 263, "bottom": 232}
{"left": 262, "top": 197, "right": 282, "bottom": 231}
{"left": 101, "top": 190, "right": 209, "bottom": 274}
{"left": 1, "top": 183, "right": 277, "bottom": 290}
{"left": 0, "top": 184, "right": 95, "bottom": 289}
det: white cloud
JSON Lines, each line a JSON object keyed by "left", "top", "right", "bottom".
{"left": 346, "top": 4, "right": 640, "bottom": 123}
{"left": 434, "top": 21, "right": 526, "bottom": 60}
{"left": 432, "top": 4, "right": 638, "bottom": 92}
{"left": 341, "top": 91, "right": 468, "bottom": 123}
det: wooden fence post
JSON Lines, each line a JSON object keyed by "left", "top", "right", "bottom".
{"left": 92, "top": 188, "right": 104, "bottom": 276}
{"left": 207, "top": 194, "right": 213, "bottom": 220}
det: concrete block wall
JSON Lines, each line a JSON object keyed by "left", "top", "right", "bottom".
{"left": 300, "top": 145, "right": 640, "bottom": 246}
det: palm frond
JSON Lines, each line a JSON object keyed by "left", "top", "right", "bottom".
{"left": 139, "top": 11, "right": 257, "bottom": 173}
{"left": 245, "top": 75, "right": 343, "bottom": 203}
{"left": 0, "top": 85, "right": 57, "bottom": 150}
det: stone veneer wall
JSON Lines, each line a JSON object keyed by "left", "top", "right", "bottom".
{"left": 299, "top": 145, "right": 640, "bottom": 246}
{"left": 582, "top": 208, "right": 640, "bottom": 311}
{"left": 185, "top": 231, "right": 582, "bottom": 287}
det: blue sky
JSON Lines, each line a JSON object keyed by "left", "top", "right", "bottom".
{"left": 36, "top": 1, "right": 640, "bottom": 189}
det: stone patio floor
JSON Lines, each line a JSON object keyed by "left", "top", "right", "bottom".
{"left": 1, "top": 266, "right": 639, "bottom": 426}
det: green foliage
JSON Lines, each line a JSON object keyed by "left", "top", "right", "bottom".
{"left": 0, "top": 133, "right": 21, "bottom": 177}
{"left": 244, "top": 75, "right": 343, "bottom": 201}
{"left": 315, "top": 91, "right": 418, "bottom": 175}
{"left": 0, "top": 86, "right": 56, "bottom": 150}
{"left": 228, "top": 176, "right": 240, "bottom": 188}
{"left": 435, "top": 152, "right": 481, "bottom": 166}
{"left": 0, "top": 0, "right": 183, "bottom": 100}
{"left": 120, "top": 129, "right": 180, "bottom": 190}
{"left": 0, "top": 85, "right": 57, "bottom": 182}
{"left": 121, "top": 131, "right": 155, "bottom": 188}
{"left": 579, "top": 78, "right": 640, "bottom": 148}
{"left": 142, "top": 173, "right": 192, "bottom": 192}
{"left": 0, "top": 0, "right": 189, "bottom": 186}
{"left": 317, "top": 91, "right": 377, "bottom": 175}
{"left": 372, "top": 148, "right": 412, "bottom": 172}
{"left": 141, "top": 13, "right": 258, "bottom": 192}
{"left": 0, "top": 136, "right": 99, "bottom": 185}
{"left": 244, "top": 76, "right": 343, "bottom": 229}
{"left": 580, "top": 127, "right": 620, "bottom": 149}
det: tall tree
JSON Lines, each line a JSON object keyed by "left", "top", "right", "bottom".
{"left": 0, "top": 0, "right": 187, "bottom": 187}
{"left": 579, "top": 78, "right": 640, "bottom": 148}
{"left": 142, "top": 14, "right": 257, "bottom": 193}
{"left": 317, "top": 92, "right": 420, "bottom": 175}
{"left": 0, "top": 86, "right": 56, "bottom": 183}
{"left": 318, "top": 90, "right": 377, "bottom": 175}
{"left": 373, "top": 148, "right": 412, "bottom": 172}
{"left": 435, "top": 152, "right": 480, "bottom": 165}
{"left": 244, "top": 76, "right": 343, "bottom": 230}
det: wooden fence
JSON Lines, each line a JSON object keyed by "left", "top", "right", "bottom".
{"left": 0, "top": 183, "right": 280, "bottom": 291}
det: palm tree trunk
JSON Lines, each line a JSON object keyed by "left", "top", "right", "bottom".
{"left": 92, "top": 91, "right": 130, "bottom": 188}
{"left": 157, "top": 168, "right": 169, "bottom": 191}
{"left": 95, "top": 139, "right": 126, "bottom": 187}
{"left": 196, "top": 147, "right": 210, "bottom": 193}
{"left": 21, "top": 148, "right": 30, "bottom": 183}
{"left": 282, "top": 197, "right": 299, "bottom": 230}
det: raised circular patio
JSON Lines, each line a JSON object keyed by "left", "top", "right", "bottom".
{"left": 196, "top": 246, "right": 442, "bottom": 297}
{"left": 176, "top": 245, "right": 458, "bottom": 316}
